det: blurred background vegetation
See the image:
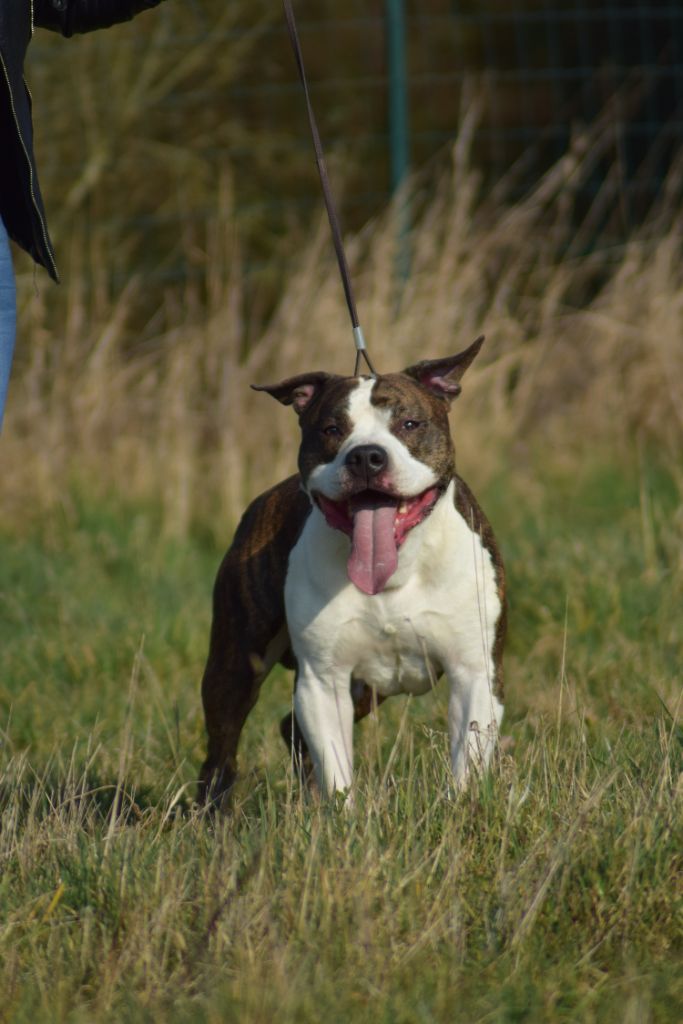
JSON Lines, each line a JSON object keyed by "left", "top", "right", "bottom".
{"left": 22, "top": 1, "right": 683, "bottom": 306}
{"left": 3, "top": 0, "right": 683, "bottom": 528}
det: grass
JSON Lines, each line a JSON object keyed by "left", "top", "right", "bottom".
{"left": 1, "top": 452, "right": 681, "bottom": 1022}
{"left": 6, "top": 107, "right": 683, "bottom": 533}
{"left": 2, "top": 33, "right": 682, "bottom": 1016}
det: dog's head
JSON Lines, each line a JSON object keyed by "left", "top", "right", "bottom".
{"left": 253, "top": 336, "right": 483, "bottom": 594}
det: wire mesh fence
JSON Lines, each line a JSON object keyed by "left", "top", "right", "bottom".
{"left": 25, "top": 0, "right": 683, "bottom": 300}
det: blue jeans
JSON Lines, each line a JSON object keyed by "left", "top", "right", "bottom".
{"left": 0, "top": 217, "right": 17, "bottom": 433}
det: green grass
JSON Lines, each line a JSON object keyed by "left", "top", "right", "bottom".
{"left": 1, "top": 452, "right": 681, "bottom": 1022}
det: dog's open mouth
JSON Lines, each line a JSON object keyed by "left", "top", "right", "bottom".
{"left": 314, "top": 486, "right": 441, "bottom": 595}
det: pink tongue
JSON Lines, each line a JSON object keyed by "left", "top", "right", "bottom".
{"left": 347, "top": 502, "right": 398, "bottom": 595}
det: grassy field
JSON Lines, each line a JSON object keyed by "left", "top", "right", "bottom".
{"left": 2, "top": 52, "right": 682, "bottom": 1017}
{"left": 0, "top": 448, "right": 680, "bottom": 1022}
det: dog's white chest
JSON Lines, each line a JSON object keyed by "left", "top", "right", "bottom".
{"left": 347, "top": 603, "right": 447, "bottom": 696}
{"left": 284, "top": 481, "right": 501, "bottom": 697}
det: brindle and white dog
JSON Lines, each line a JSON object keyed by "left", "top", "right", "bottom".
{"left": 198, "top": 337, "right": 506, "bottom": 804}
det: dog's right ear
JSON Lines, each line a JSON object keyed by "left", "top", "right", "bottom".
{"left": 252, "top": 372, "right": 333, "bottom": 415}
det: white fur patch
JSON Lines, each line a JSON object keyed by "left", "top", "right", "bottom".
{"left": 284, "top": 479, "right": 503, "bottom": 795}
{"left": 306, "top": 378, "right": 439, "bottom": 500}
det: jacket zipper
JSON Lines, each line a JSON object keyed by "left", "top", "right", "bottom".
{"left": 0, "top": 52, "right": 58, "bottom": 278}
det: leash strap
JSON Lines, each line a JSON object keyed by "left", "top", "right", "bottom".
{"left": 282, "top": 0, "right": 377, "bottom": 377}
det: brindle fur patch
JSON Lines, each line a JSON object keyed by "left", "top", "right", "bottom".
{"left": 198, "top": 474, "right": 312, "bottom": 803}
{"left": 369, "top": 372, "right": 456, "bottom": 488}
{"left": 296, "top": 377, "right": 358, "bottom": 483}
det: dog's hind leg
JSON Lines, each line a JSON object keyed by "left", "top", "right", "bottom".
{"left": 350, "top": 678, "right": 387, "bottom": 720}
{"left": 198, "top": 623, "right": 290, "bottom": 807}
{"left": 199, "top": 654, "right": 260, "bottom": 807}
{"left": 197, "top": 475, "right": 313, "bottom": 807}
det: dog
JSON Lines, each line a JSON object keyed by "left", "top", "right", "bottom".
{"left": 197, "top": 336, "right": 506, "bottom": 804}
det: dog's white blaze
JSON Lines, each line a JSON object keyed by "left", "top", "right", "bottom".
{"left": 306, "top": 377, "right": 439, "bottom": 499}
{"left": 285, "top": 480, "right": 503, "bottom": 795}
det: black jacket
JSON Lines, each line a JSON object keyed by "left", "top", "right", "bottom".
{"left": 0, "top": 0, "right": 163, "bottom": 281}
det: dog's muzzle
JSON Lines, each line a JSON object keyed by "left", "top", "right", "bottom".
{"left": 314, "top": 483, "right": 441, "bottom": 596}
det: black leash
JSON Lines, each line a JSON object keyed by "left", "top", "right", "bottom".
{"left": 282, "top": 0, "right": 378, "bottom": 377}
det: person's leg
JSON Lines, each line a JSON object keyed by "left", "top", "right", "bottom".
{"left": 0, "top": 217, "right": 17, "bottom": 433}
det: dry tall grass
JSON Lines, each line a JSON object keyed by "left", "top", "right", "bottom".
{"left": 4, "top": 118, "right": 682, "bottom": 536}
{"left": 3, "top": 10, "right": 683, "bottom": 533}
{"left": 1, "top": 685, "right": 680, "bottom": 1021}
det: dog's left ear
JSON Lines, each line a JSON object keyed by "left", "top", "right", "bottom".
{"left": 252, "top": 372, "right": 333, "bottom": 415}
{"left": 403, "top": 335, "right": 484, "bottom": 403}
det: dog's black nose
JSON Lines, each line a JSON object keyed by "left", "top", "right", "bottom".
{"left": 345, "top": 444, "right": 388, "bottom": 480}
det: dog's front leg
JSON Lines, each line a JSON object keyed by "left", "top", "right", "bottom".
{"left": 293, "top": 667, "right": 354, "bottom": 797}
{"left": 446, "top": 664, "right": 504, "bottom": 789}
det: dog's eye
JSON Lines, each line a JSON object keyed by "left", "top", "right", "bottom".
{"left": 322, "top": 423, "right": 341, "bottom": 437}
{"left": 402, "top": 419, "right": 422, "bottom": 431}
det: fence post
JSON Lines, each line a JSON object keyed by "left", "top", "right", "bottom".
{"left": 386, "top": 0, "right": 410, "bottom": 192}
{"left": 386, "top": 0, "right": 410, "bottom": 283}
